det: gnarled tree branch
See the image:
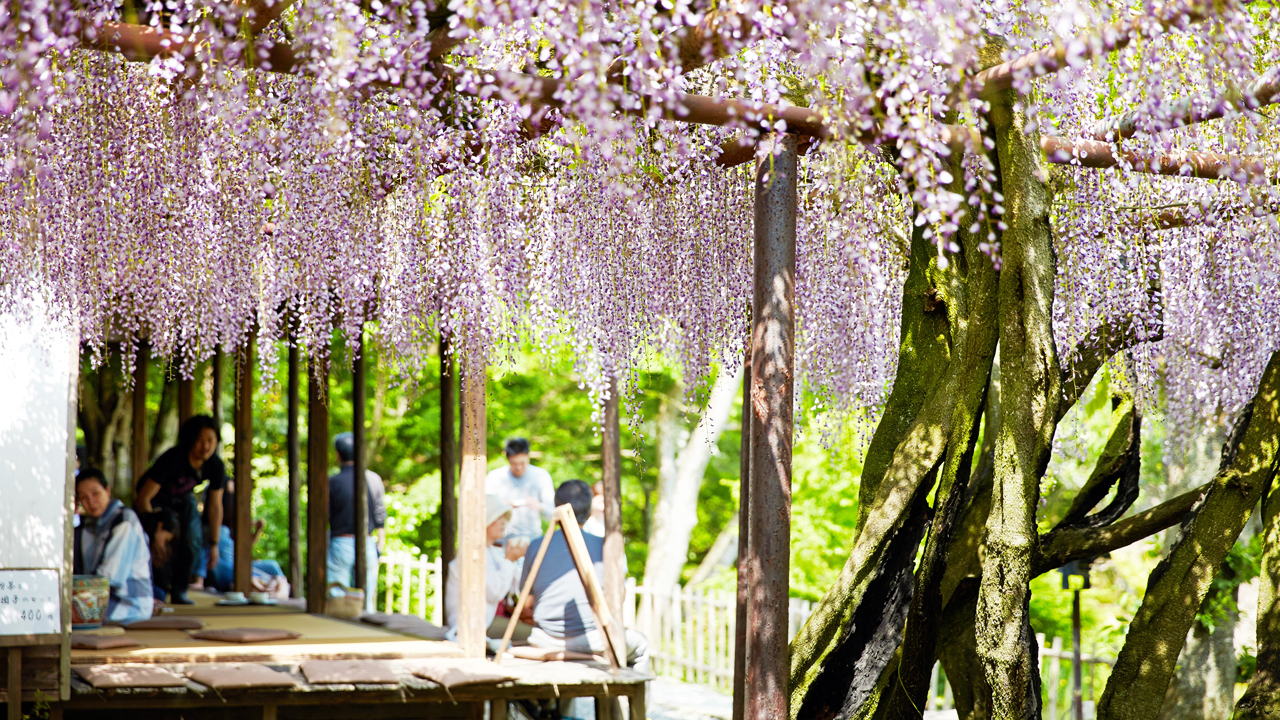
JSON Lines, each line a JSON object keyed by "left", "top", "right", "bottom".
{"left": 1098, "top": 350, "right": 1280, "bottom": 720}
{"left": 1055, "top": 392, "right": 1142, "bottom": 531}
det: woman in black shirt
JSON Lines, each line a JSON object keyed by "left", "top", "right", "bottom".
{"left": 136, "top": 415, "right": 225, "bottom": 604}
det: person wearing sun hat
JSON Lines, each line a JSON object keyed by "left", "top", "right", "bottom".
{"left": 443, "top": 494, "right": 532, "bottom": 641}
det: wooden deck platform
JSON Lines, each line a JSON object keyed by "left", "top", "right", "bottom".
{"left": 56, "top": 609, "right": 649, "bottom": 719}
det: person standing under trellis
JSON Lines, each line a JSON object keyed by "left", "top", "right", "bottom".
{"left": 327, "top": 432, "right": 387, "bottom": 609}
{"left": 485, "top": 437, "right": 555, "bottom": 540}
{"left": 135, "top": 415, "right": 225, "bottom": 605}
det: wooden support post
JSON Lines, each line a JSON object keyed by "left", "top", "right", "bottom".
{"left": 744, "top": 133, "right": 796, "bottom": 720}
{"left": 458, "top": 350, "right": 487, "bottom": 657}
{"left": 131, "top": 343, "right": 150, "bottom": 481}
{"left": 490, "top": 699, "right": 509, "bottom": 720}
{"left": 732, "top": 341, "right": 751, "bottom": 720}
{"left": 233, "top": 336, "right": 256, "bottom": 592}
{"left": 632, "top": 681, "right": 647, "bottom": 720}
{"left": 306, "top": 359, "right": 330, "bottom": 614}
{"left": 177, "top": 350, "right": 194, "bottom": 424}
{"left": 7, "top": 647, "right": 21, "bottom": 720}
{"left": 602, "top": 374, "right": 625, "bottom": 626}
{"left": 211, "top": 348, "right": 224, "bottom": 432}
{"left": 287, "top": 343, "right": 302, "bottom": 597}
{"left": 353, "top": 333, "right": 370, "bottom": 595}
{"left": 440, "top": 335, "right": 458, "bottom": 592}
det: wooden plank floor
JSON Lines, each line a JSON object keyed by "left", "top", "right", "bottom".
{"left": 60, "top": 657, "right": 650, "bottom": 718}
{"left": 73, "top": 613, "right": 465, "bottom": 665}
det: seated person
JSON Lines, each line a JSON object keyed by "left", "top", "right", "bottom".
{"left": 521, "top": 480, "right": 648, "bottom": 670}
{"left": 445, "top": 495, "right": 531, "bottom": 642}
{"left": 73, "top": 470, "right": 154, "bottom": 623}
{"left": 193, "top": 479, "right": 289, "bottom": 598}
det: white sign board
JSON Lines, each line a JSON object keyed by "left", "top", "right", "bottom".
{"left": 0, "top": 569, "right": 61, "bottom": 636}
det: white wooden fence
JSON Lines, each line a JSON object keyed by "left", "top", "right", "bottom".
{"left": 376, "top": 553, "right": 443, "bottom": 625}
{"left": 629, "top": 583, "right": 1114, "bottom": 716}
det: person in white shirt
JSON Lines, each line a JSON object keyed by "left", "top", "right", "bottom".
{"left": 444, "top": 495, "right": 531, "bottom": 640}
{"left": 484, "top": 437, "right": 555, "bottom": 540}
{"left": 581, "top": 481, "right": 605, "bottom": 537}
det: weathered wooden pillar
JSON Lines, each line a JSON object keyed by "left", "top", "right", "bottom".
{"left": 744, "top": 133, "right": 796, "bottom": 720}
{"left": 458, "top": 350, "right": 487, "bottom": 657}
{"left": 177, "top": 349, "right": 194, "bottom": 424}
{"left": 211, "top": 348, "right": 224, "bottom": 432}
{"left": 353, "top": 334, "right": 370, "bottom": 594}
{"left": 440, "top": 335, "right": 458, "bottom": 591}
{"left": 733, "top": 341, "right": 752, "bottom": 720}
{"left": 131, "top": 343, "right": 150, "bottom": 481}
{"left": 233, "top": 336, "right": 256, "bottom": 592}
{"left": 602, "top": 374, "right": 625, "bottom": 623}
{"left": 287, "top": 344, "right": 302, "bottom": 597}
{"left": 306, "top": 359, "right": 330, "bottom": 613}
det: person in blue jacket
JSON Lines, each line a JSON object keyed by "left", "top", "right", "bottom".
{"left": 74, "top": 469, "right": 154, "bottom": 623}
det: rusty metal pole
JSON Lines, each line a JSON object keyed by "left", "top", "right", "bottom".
{"left": 744, "top": 133, "right": 796, "bottom": 720}
{"left": 306, "top": 359, "right": 330, "bottom": 614}
{"left": 287, "top": 343, "right": 302, "bottom": 597}
{"left": 353, "top": 335, "right": 369, "bottom": 596}
{"left": 233, "top": 335, "right": 256, "bottom": 593}
{"left": 458, "top": 349, "right": 488, "bottom": 657}
{"left": 732, "top": 340, "right": 751, "bottom": 720}
{"left": 602, "top": 374, "right": 625, "bottom": 625}
{"left": 440, "top": 334, "right": 458, "bottom": 592}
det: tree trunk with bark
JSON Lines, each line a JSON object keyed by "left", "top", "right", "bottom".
{"left": 1236, "top": 445, "right": 1280, "bottom": 719}
{"left": 1097, "top": 350, "right": 1280, "bottom": 720}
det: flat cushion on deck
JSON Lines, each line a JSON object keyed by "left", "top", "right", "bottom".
{"left": 189, "top": 627, "right": 301, "bottom": 643}
{"left": 505, "top": 646, "right": 599, "bottom": 662}
{"left": 185, "top": 663, "right": 300, "bottom": 689}
{"left": 406, "top": 659, "right": 516, "bottom": 688}
{"left": 74, "top": 664, "right": 187, "bottom": 688}
{"left": 300, "top": 660, "right": 399, "bottom": 685}
{"left": 120, "top": 616, "right": 205, "bottom": 630}
{"left": 367, "top": 614, "right": 449, "bottom": 641}
{"left": 70, "top": 633, "right": 144, "bottom": 650}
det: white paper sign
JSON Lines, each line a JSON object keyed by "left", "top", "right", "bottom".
{"left": 0, "top": 569, "right": 61, "bottom": 635}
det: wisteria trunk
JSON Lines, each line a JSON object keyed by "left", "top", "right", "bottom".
{"left": 973, "top": 35, "right": 1060, "bottom": 720}
{"left": 1236, "top": 448, "right": 1280, "bottom": 719}
{"left": 1097, "top": 350, "right": 1280, "bottom": 720}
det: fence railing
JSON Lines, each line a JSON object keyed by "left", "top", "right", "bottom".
{"left": 629, "top": 583, "right": 1114, "bottom": 715}
{"left": 376, "top": 553, "right": 443, "bottom": 625}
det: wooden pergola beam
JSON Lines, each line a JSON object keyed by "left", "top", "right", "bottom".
{"left": 970, "top": 0, "right": 1218, "bottom": 97}
{"left": 1092, "top": 71, "right": 1280, "bottom": 141}
{"left": 1039, "top": 135, "right": 1266, "bottom": 179}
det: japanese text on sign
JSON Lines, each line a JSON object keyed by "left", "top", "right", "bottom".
{"left": 0, "top": 569, "right": 61, "bottom": 636}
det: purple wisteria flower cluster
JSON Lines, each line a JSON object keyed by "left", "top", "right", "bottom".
{"left": 0, "top": 0, "right": 1276, "bottom": 443}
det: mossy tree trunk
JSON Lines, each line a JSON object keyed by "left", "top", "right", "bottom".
{"left": 1097, "top": 350, "right": 1280, "bottom": 720}
{"left": 1236, "top": 440, "right": 1280, "bottom": 719}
